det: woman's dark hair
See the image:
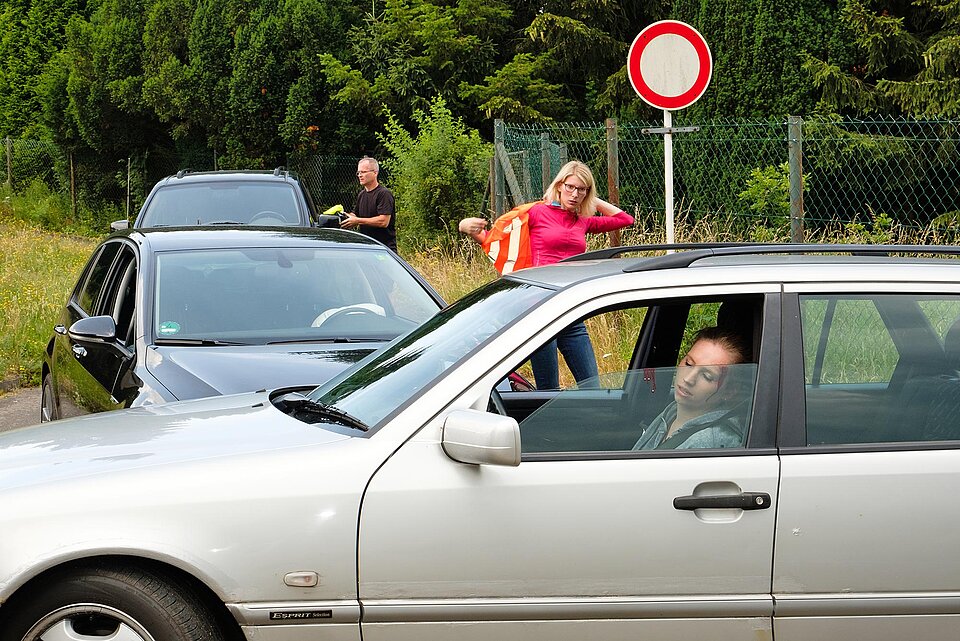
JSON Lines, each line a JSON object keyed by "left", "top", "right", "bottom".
{"left": 692, "top": 325, "right": 751, "bottom": 365}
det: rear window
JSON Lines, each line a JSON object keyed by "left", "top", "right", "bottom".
{"left": 139, "top": 181, "right": 303, "bottom": 227}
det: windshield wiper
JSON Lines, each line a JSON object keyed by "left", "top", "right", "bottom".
{"left": 154, "top": 338, "right": 249, "bottom": 346}
{"left": 278, "top": 392, "right": 369, "bottom": 431}
{"left": 266, "top": 337, "right": 385, "bottom": 345}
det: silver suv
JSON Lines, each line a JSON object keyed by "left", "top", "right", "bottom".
{"left": 2, "top": 243, "right": 960, "bottom": 640}
{"left": 110, "top": 168, "right": 319, "bottom": 230}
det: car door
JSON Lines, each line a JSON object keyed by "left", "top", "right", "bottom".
{"left": 774, "top": 286, "right": 960, "bottom": 641}
{"left": 358, "top": 287, "right": 781, "bottom": 641}
{"left": 55, "top": 242, "right": 138, "bottom": 416}
{"left": 52, "top": 241, "right": 122, "bottom": 418}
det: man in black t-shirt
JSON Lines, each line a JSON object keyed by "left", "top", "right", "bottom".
{"left": 340, "top": 156, "right": 397, "bottom": 252}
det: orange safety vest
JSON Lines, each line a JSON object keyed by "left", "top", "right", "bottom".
{"left": 481, "top": 202, "right": 537, "bottom": 275}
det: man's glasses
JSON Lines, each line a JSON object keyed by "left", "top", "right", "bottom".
{"left": 561, "top": 182, "right": 588, "bottom": 195}
{"left": 357, "top": 169, "right": 374, "bottom": 176}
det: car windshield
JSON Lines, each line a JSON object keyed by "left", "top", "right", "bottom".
{"left": 140, "top": 181, "right": 302, "bottom": 226}
{"left": 304, "top": 279, "right": 551, "bottom": 430}
{"left": 153, "top": 246, "right": 439, "bottom": 344}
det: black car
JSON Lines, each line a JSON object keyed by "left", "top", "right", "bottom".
{"left": 40, "top": 227, "right": 444, "bottom": 421}
{"left": 110, "top": 168, "right": 321, "bottom": 230}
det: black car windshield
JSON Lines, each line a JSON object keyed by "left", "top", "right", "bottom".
{"left": 140, "top": 182, "right": 302, "bottom": 226}
{"left": 305, "top": 279, "right": 551, "bottom": 430}
{"left": 153, "top": 246, "right": 439, "bottom": 344}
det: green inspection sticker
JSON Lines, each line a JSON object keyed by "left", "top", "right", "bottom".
{"left": 158, "top": 321, "right": 181, "bottom": 335}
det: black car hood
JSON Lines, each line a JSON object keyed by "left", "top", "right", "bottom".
{"left": 146, "top": 342, "right": 378, "bottom": 401}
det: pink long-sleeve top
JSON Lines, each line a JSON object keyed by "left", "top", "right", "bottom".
{"left": 528, "top": 201, "right": 634, "bottom": 266}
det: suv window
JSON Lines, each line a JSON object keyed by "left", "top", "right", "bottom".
{"left": 140, "top": 181, "right": 303, "bottom": 227}
{"left": 801, "top": 293, "right": 960, "bottom": 444}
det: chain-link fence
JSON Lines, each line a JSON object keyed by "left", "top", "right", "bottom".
{"left": 287, "top": 154, "right": 363, "bottom": 211}
{"left": 5, "top": 116, "right": 960, "bottom": 236}
{"left": 496, "top": 116, "right": 960, "bottom": 235}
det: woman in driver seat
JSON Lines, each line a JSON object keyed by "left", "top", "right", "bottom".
{"left": 633, "top": 326, "right": 750, "bottom": 450}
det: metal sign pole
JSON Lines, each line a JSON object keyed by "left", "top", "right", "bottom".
{"left": 664, "top": 109, "right": 674, "bottom": 247}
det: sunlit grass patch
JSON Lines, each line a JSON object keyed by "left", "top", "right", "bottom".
{"left": 0, "top": 218, "right": 96, "bottom": 385}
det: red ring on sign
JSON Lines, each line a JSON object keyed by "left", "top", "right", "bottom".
{"left": 627, "top": 20, "right": 712, "bottom": 111}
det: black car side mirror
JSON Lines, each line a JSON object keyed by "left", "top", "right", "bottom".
{"left": 316, "top": 213, "right": 344, "bottom": 229}
{"left": 69, "top": 315, "right": 119, "bottom": 343}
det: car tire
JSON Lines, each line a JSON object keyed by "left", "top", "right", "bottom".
{"left": 3, "top": 565, "right": 225, "bottom": 641}
{"left": 40, "top": 373, "right": 57, "bottom": 423}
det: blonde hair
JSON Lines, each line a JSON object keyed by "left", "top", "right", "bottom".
{"left": 542, "top": 160, "right": 599, "bottom": 217}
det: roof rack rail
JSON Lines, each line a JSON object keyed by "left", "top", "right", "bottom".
{"left": 564, "top": 242, "right": 960, "bottom": 273}
{"left": 273, "top": 166, "right": 287, "bottom": 176}
{"left": 175, "top": 168, "right": 193, "bottom": 179}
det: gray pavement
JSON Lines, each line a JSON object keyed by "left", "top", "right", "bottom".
{"left": 0, "top": 386, "right": 42, "bottom": 433}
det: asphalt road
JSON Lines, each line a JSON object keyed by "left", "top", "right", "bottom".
{"left": 0, "top": 386, "right": 42, "bottom": 433}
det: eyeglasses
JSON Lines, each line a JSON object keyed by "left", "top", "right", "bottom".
{"left": 561, "top": 182, "right": 588, "bottom": 195}
{"left": 356, "top": 170, "right": 374, "bottom": 176}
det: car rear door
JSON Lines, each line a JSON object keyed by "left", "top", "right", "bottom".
{"left": 774, "top": 284, "right": 960, "bottom": 641}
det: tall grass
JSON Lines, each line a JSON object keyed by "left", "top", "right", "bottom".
{"left": 0, "top": 215, "right": 96, "bottom": 386}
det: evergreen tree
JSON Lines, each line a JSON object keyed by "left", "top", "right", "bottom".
{"left": 673, "top": 0, "right": 845, "bottom": 119}
{"left": 0, "top": 0, "right": 83, "bottom": 137}
{"left": 804, "top": 0, "right": 960, "bottom": 116}
{"left": 319, "top": 0, "right": 513, "bottom": 137}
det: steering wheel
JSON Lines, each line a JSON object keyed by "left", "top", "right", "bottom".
{"left": 487, "top": 388, "right": 507, "bottom": 416}
{"left": 312, "top": 305, "right": 383, "bottom": 328}
{"left": 250, "top": 210, "right": 286, "bottom": 225}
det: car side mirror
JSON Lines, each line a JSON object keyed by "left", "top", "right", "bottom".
{"left": 110, "top": 219, "right": 130, "bottom": 231}
{"left": 316, "top": 213, "right": 344, "bottom": 229}
{"left": 69, "top": 315, "right": 119, "bottom": 343}
{"left": 442, "top": 409, "right": 521, "bottom": 467}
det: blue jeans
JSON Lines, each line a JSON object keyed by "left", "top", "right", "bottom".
{"left": 530, "top": 322, "right": 599, "bottom": 389}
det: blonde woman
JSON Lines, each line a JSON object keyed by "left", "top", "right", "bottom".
{"left": 459, "top": 161, "right": 634, "bottom": 388}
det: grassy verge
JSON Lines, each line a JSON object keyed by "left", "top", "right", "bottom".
{"left": 0, "top": 217, "right": 97, "bottom": 386}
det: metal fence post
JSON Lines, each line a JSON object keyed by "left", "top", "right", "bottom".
{"left": 494, "top": 119, "right": 505, "bottom": 215}
{"left": 5, "top": 137, "right": 11, "bottom": 188}
{"left": 606, "top": 117, "right": 621, "bottom": 246}
{"left": 69, "top": 152, "right": 76, "bottom": 219}
{"left": 540, "top": 133, "right": 551, "bottom": 193}
{"left": 787, "top": 115, "right": 805, "bottom": 242}
{"left": 125, "top": 156, "right": 131, "bottom": 221}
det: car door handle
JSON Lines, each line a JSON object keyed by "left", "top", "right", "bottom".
{"left": 54, "top": 324, "right": 67, "bottom": 335}
{"left": 673, "top": 492, "right": 771, "bottom": 511}
{"left": 72, "top": 344, "right": 87, "bottom": 359}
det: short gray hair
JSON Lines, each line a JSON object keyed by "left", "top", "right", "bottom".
{"left": 359, "top": 156, "right": 380, "bottom": 173}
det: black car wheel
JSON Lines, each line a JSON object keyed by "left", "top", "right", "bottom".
{"left": 4, "top": 566, "right": 225, "bottom": 641}
{"left": 40, "top": 373, "right": 57, "bottom": 423}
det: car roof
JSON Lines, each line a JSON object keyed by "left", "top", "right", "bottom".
{"left": 505, "top": 243, "right": 960, "bottom": 290}
{"left": 112, "top": 226, "right": 384, "bottom": 252}
{"left": 154, "top": 168, "right": 303, "bottom": 186}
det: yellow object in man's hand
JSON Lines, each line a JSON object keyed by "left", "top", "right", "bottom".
{"left": 323, "top": 204, "right": 345, "bottom": 216}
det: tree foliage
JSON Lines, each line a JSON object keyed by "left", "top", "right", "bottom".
{"left": 805, "top": 0, "right": 960, "bottom": 117}
{"left": 379, "top": 96, "right": 491, "bottom": 247}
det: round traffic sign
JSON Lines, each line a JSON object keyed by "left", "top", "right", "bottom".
{"left": 627, "top": 20, "right": 712, "bottom": 111}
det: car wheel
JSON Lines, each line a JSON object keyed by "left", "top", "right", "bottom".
{"left": 4, "top": 565, "right": 225, "bottom": 641}
{"left": 40, "top": 373, "right": 57, "bottom": 423}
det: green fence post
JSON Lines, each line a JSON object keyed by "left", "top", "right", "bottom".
{"left": 540, "top": 133, "right": 551, "bottom": 193}
{"left": 5, "top": 137, "right": 11, "bottom": 188}
{"left": 788, "top": 115, "right": 805, "bottom": 242}
{"left": 606, "top": 117, "right": 621, "bottom": 247}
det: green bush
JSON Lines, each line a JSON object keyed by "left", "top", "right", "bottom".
{"left": 379, "top": 96, "right": 491, "bottom": 252}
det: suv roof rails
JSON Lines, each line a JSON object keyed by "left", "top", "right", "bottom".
{"left": 564, "top": 243, "right": 960, "bottom": 273}
{"left": 273, "top": 166, "right": 287, "bottom": 176}
{"left": 175, "top": 168, "right": 193, "bottom": 179}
